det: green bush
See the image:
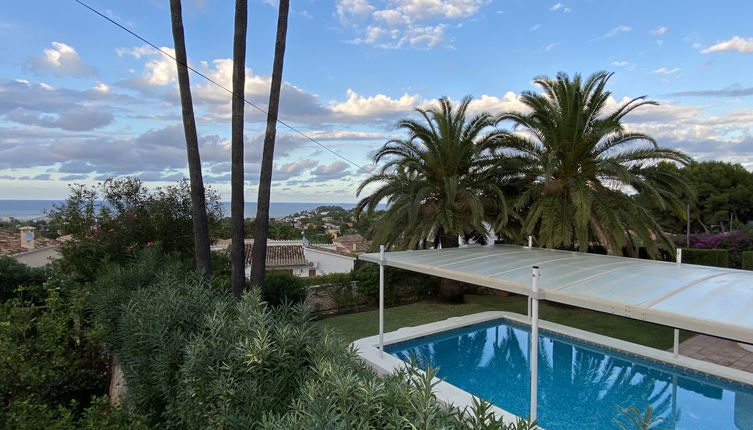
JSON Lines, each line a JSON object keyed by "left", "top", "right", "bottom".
{"left": 0, "top": 278, "right": 109, "bottom": 426}
{"left": 743, "top": 251, "right": 753, "bottom": 271}
{"left": 48, "top": 178, "right": 223, "bottom": 282}
{"left": 1, "top": 396, "right": 148, "bottom": 430}
{"left": 0, "top": 255, "right": 50, "bottom": 304}
{"left": 354, "top": 262, "right": 439, "bottom": 305}
{"left": 682, "top": 248, "right": 729, "bottom": 268}
{"left": 262, "top": 271, "right": 307, "bottom": 306}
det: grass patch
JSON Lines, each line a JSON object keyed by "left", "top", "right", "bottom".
{"left": 314, "top": 294, "right": 692, "bottom": 350}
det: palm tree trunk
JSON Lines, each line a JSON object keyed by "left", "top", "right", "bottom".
{"left": 249, "top": 0, "right": 290, "bottom": 292}
{"left": 169, "top": 0, "right": 211, "bottom": 278}
{"left": 437, "top": 228, "right": 464, "bottom": 303}
{"left": 230, "top": 0, "right": 248, "bottom": 298}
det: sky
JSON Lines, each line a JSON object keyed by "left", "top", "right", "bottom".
{"left": 1, "top": 0, "right": 753, "bottom": 202}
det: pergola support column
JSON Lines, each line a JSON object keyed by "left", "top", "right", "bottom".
{"left": 530, "top": 265, "right": 541, "bottom": 423}
{"left": 379, "top": 244, "right": 385, "bottom": 357}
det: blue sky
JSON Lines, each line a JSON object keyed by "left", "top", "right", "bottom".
{"left": 1, "top": 0, "right": 753, "bottom": 202}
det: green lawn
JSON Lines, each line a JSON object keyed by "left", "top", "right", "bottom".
{"left": 314, "top": 294, "right": 692, "bottom": 350}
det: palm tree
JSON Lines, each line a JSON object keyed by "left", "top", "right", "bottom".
{"left": 249, "top": 0, "right": 290, "bottom": 291}
{"left": 169, "top": 0, "right": 212, "bottom": 277}
{"left": 356, "top": 97, "right": 510, "bottom": 301}
{"left": 230, "top": 0, "right": 248, "bottom": 298}
{"left": 495, "top": 71, "right": 691, "bottom": 256}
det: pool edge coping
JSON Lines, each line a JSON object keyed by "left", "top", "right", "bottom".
{"left": 351, "top": 310, "right": 753, "bottom": 426}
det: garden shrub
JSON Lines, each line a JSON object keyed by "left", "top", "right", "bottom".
{"left": 1, "top": 396, "right": 148, "bottom": 430}
{"left": 0, "top": 255, "right": 50, "bottom": 304}
{"left": 113, "top": 272, "right": 218, "bottom": 424}
{"left": 0, "top": 278, "right": 109, "bottom": 427}
{"left": 262, "top": 270, "right": 307, "bottom": 306}
{"left": 260, "top": 334, "right": 535, "bottom": 430}
{"left": 743, "top": 251, "right": 753, "bottom": 271}
{"left": 686, "top": 229, "right": 753, "bottom": 268}
{"left": 682, "top": 248, "right": 729, "bottom": 268}
{"left": 48, "top": 178, "right": 224, "bottom": 282}
{"left": 354, "top": 262, "right": 440, "bottom": 305}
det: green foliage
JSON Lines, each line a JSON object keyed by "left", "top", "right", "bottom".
{"left": 263, "top": 270, "right": 308, "bottom": 306}
{"left": 1, "top": 396, "right": 148, "bottom": 430}
{"left": 48, "top": 177, "right": 223, "bottom": 281}
{"left": 260, "top": 337, "right": 535, "bottom": 430}
{"left": 496, "top": 72, "right": 691, "bottom": 256}
{"left": 742, "top": 251, "right": 753, "bottom": 270}
{"left": 682, "top": 248, "right": 729, "bottom": 268}
{"left": 640, "top": 161, "right": 753, "bottom": 234}
{"left": 0, "top": 255, "right": 50, "bottom": 304}
{"left": 0, "top": 278, "right": 110, "bottom": 427}
{"left": 356, "top": 96, "right": 509, "bottom": 249}
{"left": 353, "top": 262, "right": 439, "bottom": 305}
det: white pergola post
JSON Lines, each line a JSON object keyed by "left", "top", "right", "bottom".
{"left": 528, "top": 235, "right": 533, "bottom": 248}
{"left": 677, "top": 248, "right": 683, "bottom": 264}
{"left": 530, "top": 265, "right": 541, "bottom": 423}
{"left": 379, "top": 244, "right": 385, "bottom": 357}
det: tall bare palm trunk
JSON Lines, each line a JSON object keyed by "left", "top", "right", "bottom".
{"left": 438, "top": 228, "right": 464, "bottom": 303}
{"left": 249, "top": 0, "right": 290, "bottom": 292}
{"left": 169, "top": 0, "right": 211, "bottom": 278}
{"left": 230, "top": 0, "right": 248, "bottom": 298}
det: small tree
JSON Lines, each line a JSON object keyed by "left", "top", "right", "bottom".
{"left": 48, "top": 178, "right": 222, "bottom": 281}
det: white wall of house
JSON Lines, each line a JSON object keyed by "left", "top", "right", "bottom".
{"left": 245, "top": 265, "right": 311, "bottom": 278}
{"left": 304, "top": 247, "right": 355, "bottom": 275}
{"left": 12, "top": 247, "right": 60, "bottom": 268}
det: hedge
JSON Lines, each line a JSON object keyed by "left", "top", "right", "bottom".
{"left": 682, "top": 248, "right": 729, "bottom": 268}
{"left": 742, "top": 251, "right": 753, "bottom": 271}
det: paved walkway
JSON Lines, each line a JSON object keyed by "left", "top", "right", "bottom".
{"left": 678, "top": 335, "right": 753, "bottom": 373}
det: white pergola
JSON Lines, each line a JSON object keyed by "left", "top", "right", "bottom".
{"left": 360, "top": 244, "right": 753, "bottom": 421}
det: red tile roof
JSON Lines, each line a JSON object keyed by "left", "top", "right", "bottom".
{"left": 0, "top": 230, "right": 60, "bottom": 257}
{"left": 244, "top": 244, "right": 306, "bottom": 267}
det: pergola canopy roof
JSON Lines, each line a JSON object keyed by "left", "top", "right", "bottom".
{"left": 359, "top": 245, "right": 753, "bottom": 344}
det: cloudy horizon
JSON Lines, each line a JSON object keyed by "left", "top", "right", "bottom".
{"left": 2, "top": 1, "right": 753, "bottom": 201}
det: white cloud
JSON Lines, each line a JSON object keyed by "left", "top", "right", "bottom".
{"left": 336, "top": 0, "right": 488, "bottom": 49}
{"left": 311, "top": 160, "right": 352, "bottom": 181}
{"left": 600, "top": 25, "right": 632, "bottom": 39}
{"left": 336, "top": 0, "right": 375, "bottom": 22}
{"left": 530, "top": 24, "right": 542, "bottom": 31}
{"left": 544, "top": 42, "right": 558, "bottom": 51}
{"left": 331, "top": 89, "right": 419, "bottom": 117}
{"left": 650, "top": 26, "right": 668, "bottom": 36}
{"left": 28, "top": 42, "right": 96, "bottom": 78}
{"left": 701, "top": 36, "right": 753, "bottom": 54}
{"left": 652, "top": 67, "right": 680, "bottom": 75}
{"left": 550, "top": 3, "right": 570, "bottom": 12}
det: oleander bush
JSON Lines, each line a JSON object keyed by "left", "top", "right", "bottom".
{"left": 48, "top": 177, "right": 223, "bottom": 282}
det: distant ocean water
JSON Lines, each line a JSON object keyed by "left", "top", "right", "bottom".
{"left": 0, "top": 200, "right": 380, "bottom": 220}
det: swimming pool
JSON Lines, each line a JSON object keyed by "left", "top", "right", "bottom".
{"left": 385, "top": 318, "right": 753, "bottom": 430}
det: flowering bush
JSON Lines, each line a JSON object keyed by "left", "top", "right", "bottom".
{"left": 48, "top": 178, "right": 223, "bottom": 281}
{"left": 686, "top": 228, "right": 753, "bottom": 268}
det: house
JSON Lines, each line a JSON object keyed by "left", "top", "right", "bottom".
{"left": 0, "top": 227, "right": 61, "bottom": 267}
{"left": 244, "top": 243, "right": 313, "bottom": 277}
{"left": 304, "top": 245, "right": 356, "bottom": 275}
{"left": 332, "top": 234, "right": 372, "bottom": 255}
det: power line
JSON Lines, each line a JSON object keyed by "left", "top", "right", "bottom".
{"left": 72, "top": 0, "right": 371, "bottom": 174}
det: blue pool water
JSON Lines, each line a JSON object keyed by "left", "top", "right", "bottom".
{"left": 386, "top": 319, "right": 753, "bottom": 429}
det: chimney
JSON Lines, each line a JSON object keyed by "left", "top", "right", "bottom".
{"left": 20, "top": 226, "right": 36, "bottom": 250}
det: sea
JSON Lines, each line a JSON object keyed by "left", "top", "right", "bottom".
{"left": 0, "top": 200, "right": 380, "bottom": 221}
